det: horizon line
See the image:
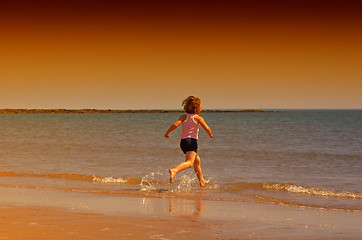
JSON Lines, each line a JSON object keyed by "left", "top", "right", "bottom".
{"left": 0, "top": 108, "right": 361, "bottom": 114}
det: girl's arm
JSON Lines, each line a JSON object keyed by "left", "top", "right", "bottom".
{"left": 195, "top": 116, "right": 213, "bottom": 138}
{"left": 164, "top": 115, "right": 186, "bottom": 138}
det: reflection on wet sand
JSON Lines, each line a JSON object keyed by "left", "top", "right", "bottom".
{"left": 169, "top": 198, "right": 203, "bottom": 217}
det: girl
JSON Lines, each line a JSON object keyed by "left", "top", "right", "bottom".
{"left": 164, "top": 96, "right": 213, "bottom": 187}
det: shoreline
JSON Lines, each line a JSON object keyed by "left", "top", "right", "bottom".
{"left": 0, "top": 206, "right": 217, "bottom": 240}
{"left": 1, "top": 187, "right": 361, "bottom": 239}
{"left": 0, "top": 109, "right": 266, "bottom": 114}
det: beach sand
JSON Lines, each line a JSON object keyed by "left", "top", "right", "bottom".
{"left": 0, "top": 206, "right": 218, "bottom": 240}
{"left": 1, "top": 187, "right": 361, "bottom": 240}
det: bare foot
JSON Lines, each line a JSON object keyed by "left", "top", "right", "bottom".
{"left": 200, "top": 179, "right": 209, "bottom": 187}
{"left": 169, "top": 169, "right": 176, "bottom": 183}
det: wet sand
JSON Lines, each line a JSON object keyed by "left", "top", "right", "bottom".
{"left": 0, "top": 206, "right": 219, "bottom": 240}
{"left": 1, "top": 187, "right": 361, "bottom": 240}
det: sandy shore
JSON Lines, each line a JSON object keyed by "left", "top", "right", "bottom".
{"left": 0, "top": 206, "right": 219, "bottom": 240}
{"left": 1, "top": 187, "right": 361, "bottom": 240}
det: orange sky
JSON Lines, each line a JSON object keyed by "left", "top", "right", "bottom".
{"left": 1, "top": 0, "right": 361, "bottom": 109}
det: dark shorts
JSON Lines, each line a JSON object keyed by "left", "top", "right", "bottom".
{"left": 180, "top": 138, "right": 198, "bottom": 154}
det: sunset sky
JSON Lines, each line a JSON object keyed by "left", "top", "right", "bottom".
{"left": 1, "top": 0, "right": 361, "bottom": 109}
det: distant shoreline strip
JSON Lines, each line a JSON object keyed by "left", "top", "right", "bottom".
{"left": 0, "top": 109, "right": 266, "bottom": 114}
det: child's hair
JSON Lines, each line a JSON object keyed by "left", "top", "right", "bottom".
{"left": 182, "top": 96, "right": 201, "bottom": 114}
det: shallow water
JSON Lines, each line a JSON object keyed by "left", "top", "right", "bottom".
{"left": 0, "top": 110, "right": 361, "bottom": 211}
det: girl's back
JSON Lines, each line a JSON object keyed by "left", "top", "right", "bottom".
{"left": 181, "top": 114, "right": 199, "bottom": 139}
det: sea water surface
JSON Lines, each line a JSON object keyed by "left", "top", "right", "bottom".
{"left": 0, "top": 110, "right": 361, "bottom": 212}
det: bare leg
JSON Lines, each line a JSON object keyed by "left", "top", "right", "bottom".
{"left": 194, "top": 154, "right": 209, "bottom": 187}
{"left": 169, "top": 151, "right": 196, "bottom": 183}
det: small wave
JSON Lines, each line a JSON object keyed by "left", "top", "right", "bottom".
{"left": 0, "top": 171, "right": 27, "bottom": 177}
{"left": 92, "top": 176, "right": 127, "bottom": 184}
{"left": 224, "top": 181, "right": 362, "bottom": 200}
{"left": 263, "top": 183, "right": 362, "bottom": 199}
{"left": 0, "top": 171, "right": 95, "bottom": 181}
{"left": 3, "top": 171, "right": 360, "bottom": 200}
{"left": 0, "top": 171, "right": 134, "bottom": 185}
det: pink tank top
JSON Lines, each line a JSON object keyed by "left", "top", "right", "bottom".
{"left": 181, "top": 114, "right": 199, "bottom": 139}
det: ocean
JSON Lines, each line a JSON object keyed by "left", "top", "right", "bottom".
{"left": 0, "top": 110, "right": 361, "bottom": 212}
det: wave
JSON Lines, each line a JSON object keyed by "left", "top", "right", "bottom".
{"left": 0, "top": 171, "right": 205, "bottom": 196}
{"left": 223, "top": 181, "right": 362, "bottom": 200}
{"left": 1, "top": 171, "right": 361, "bottom": 200}
{"left": 0, "top": 171, "right": 199, "bottom": 190}
{"left": 262, "top": 182, "right": 362, "bottom": 199}
{"left": 0, "top": 171, "right": 94, "bottom": 180}
{"left": 1, "top": 171, "right": 362, "bottom": 212}
{"left": 0, "top": 171, "right": 137, "bottom": 185}
{"left": 1, "top": 183, "right": 361, "bottom": 213}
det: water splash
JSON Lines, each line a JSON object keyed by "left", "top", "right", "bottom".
{"left": 139, "top": 171, "right": 201, "bottom": 193}
{"left": 174, "top": 174, "right": 198, "bottom": 192}
{"left": 140, "top": 171, "right": 165, "bottom": 192}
